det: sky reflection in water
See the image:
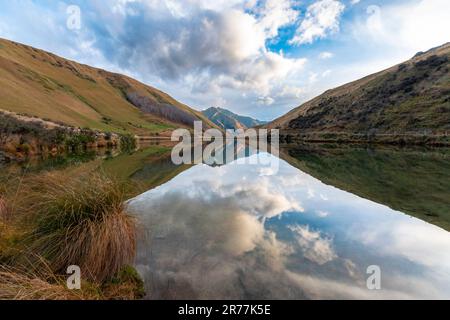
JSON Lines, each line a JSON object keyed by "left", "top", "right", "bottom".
{"left": 128, "top": 153, "right": 450, "bottom": 300}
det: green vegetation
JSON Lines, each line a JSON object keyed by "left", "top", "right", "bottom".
{"left": 65, "top": 132, "right": 96, "bottom": 150}
{"left": 0, "top": 112, "right": 140, "bottom": 160}
{"left": 102, "top": 145, "right": 170, "bottom": 180}
{"left": 0, "top": 112, "right": 66, "bottom": 146}
{"left": 119, "top": 134, "right": 138, "bottom": 152}
{"left": 103, "top": 265, "right": 146, "bottom": 299}
{"left": 99, "top": 144, "right": 194, "bottom": 194}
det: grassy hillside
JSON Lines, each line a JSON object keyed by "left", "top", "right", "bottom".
{"left": 202, "top": 107, "right": 266, "bottom": 130}
{"left": 0, "top": 38, "right": 216, "bottom": 136}
{"left": 267, "top": 43, "right": 450, "bottom": 143}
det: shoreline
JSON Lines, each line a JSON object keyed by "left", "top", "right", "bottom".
{"left": 0, "top": 110, "right": 137, "bottom": 162}
{"left": 279, "top": 131, "right": 450, "bottom": 147}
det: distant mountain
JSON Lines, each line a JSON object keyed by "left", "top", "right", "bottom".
{"left": 0, "top": 38, "right": 217, "bottom": 136}
{"left": 266, "top": 43, "right": 450, "bottom": 145}
{"left": 202, "top": 107, "right": 267, "bottom": 130}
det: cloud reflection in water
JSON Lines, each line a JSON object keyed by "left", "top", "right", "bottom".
{"left": 128, "top": 153, "right": 450, "bottom": 299}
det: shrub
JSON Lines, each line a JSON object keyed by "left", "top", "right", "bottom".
{"left": 119, "top": 134, "right": 137, "bottom": 151}
{"left": 101, "top": 117, "right": 112, "bottom": 124}
{"left": 65, "top": 133, "right": 96, "bottom": 149}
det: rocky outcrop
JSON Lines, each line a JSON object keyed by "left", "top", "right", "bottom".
{"left": 126, "top": 91, "right": 200, "bottom": 127}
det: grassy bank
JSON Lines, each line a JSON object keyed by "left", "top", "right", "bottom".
{"left": 0, "top": 111, "right": 137, "bottom": 161}
{"left": 279, "top": 131, "right": 450, "bottom": 146}
{"left": 0, "top": 171, "right": 144, "bottom": 300}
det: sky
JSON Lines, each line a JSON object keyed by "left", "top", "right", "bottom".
{"left": 0, "top": 0, "right": 449, "bottom": 120}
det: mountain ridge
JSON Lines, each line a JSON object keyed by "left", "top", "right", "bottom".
{"left": 266, "top": 43, "right": 450, "bottom": 145}
{"left": 0, "top": 38, "right": 218, "bottom": 136}
{"left": 202, "top": 107, "right": 267, "bottom": 130}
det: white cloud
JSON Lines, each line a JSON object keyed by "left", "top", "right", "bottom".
{"left": 285, "top": 271, "right": 439, "bottom": 299}
{"left": 258, "top": 96, "right": 275, "bottom": 105}
{"left": 308, "top": 72, "right": 319, "bottom": 84}
{"left": 322, "top": 69, "right": 332, "bottom": 77}
{"left": 378, "top": 222, "right": 450, "bottom": 270}
{"left": 91, "top": 1, "right": 307, "bottom": 108}
{"left": 111, "top": 0, "right": 139, "bottom": 15}
{"left": 350, "top": 0, "right": 360, "bottom": 5}
{"left": 319, "top": 51, "right": 334, "bottom": 59}
{"left": 316, "top": 210, "right": 330, "bottom": 217}
{"left": 217, "top": 10, "right": 266, "bottom": 62}
{"left": 278, "top": 85, "right": 306, "bottom": 99}
{"left": 353, "top": 0, "right": 450, "bottom": 54}
{"left": 255, "top": 0, "right": 300, "bottom": 38}
{"left": 289, "top": 225, "right": 337, "bottom": 265}
{"left": 220, "top": 179, "right": 304, "bottom": 218}
{"left": 290, "top": 0, "right": 345, "bottom": 45}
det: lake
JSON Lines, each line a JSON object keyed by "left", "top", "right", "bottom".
{"left": 2, "top": 143, "right": 450, "bottom": 299}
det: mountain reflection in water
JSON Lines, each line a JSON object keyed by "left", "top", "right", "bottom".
{"left": 128, "top": 151, "right": 450, "bottom": 300}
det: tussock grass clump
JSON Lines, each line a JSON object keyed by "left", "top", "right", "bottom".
{"left": 0, "top": 170, "right": 144, "bottom": 299}
{"left": 19, "top": 172, "right": 136, "bottom": 283}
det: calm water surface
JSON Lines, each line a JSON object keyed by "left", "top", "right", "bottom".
{"left": 128, "top": 147, "right": 450, "bottom": 300}
{"left": 3, "top": 144, "right": 450, "bottom": 299}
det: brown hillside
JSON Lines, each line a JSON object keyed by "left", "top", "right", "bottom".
{"left": 0, "top": 38, "right": 217, "bottom": 136}
{"left": 267, "top": 43, "right": 450, "bottom": 142}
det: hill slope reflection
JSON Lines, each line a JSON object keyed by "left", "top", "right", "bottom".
{"left": 280, "top": 145, "right": 450, "bottom": 231}
{"left": 128, "top": 153, "right": 450, "bottom": 300}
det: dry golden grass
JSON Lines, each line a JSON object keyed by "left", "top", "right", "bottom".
{"left": 0, "top": 38, "right": 217, "bottom": 135}
{"left": 0, "top": 261, "right": 98, "bottom": 300}
{"left": 0, "top": 196, "right": 7, "bottom": 220}
{"left": 0, "top": 170, "right": 144, "bottom": 300}
{"left": 12, "top": 172, "right": 137, "bottom": 283}
{"left": 0, "top": 263, "right": 144, "bottom": 300}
